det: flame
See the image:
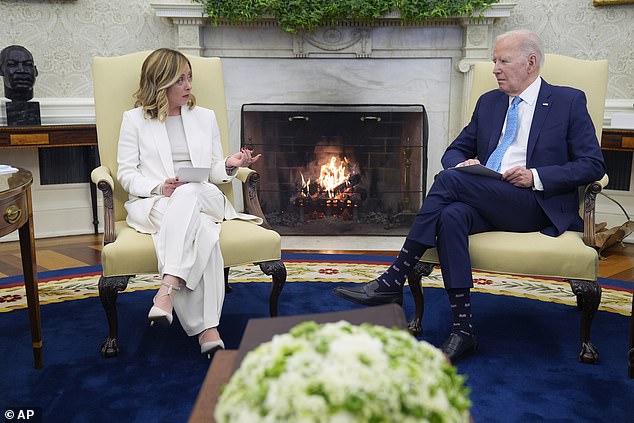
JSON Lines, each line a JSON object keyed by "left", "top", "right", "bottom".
{"left": 317, "top": 156, "right": 350, "bottom": 198}
{"left": 299, "top": 156, "right": 353, "bottom": 199}
{"left": 300, "top": 172, "right": 311, "bottom": 197}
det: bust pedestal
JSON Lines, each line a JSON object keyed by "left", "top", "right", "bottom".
{"left": 5, "top": 101, "right": 41, "bottom": 126}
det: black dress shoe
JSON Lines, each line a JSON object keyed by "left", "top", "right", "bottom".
{"left": 333, "top": 280, "right": 403, "bottom": 306}
{"left": 441, "top": 332, "right": 479, "bottom": 363}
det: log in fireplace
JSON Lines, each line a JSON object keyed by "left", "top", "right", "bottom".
{"left": 242, "top": 104, "right": 427, "bottom": 235}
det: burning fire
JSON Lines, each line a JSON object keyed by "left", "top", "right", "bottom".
{"left": 301, "top": 156, "right": 351, "bottom": 199}
{"left": 318, "top": 156, "right": 351, "bottom": 197}
{"left": 294, "top": 155, "right": 362, "bottom": 221}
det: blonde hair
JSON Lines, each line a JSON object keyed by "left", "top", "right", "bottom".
{"left": 133, "top": 48, "right": 196, "bottom": 121}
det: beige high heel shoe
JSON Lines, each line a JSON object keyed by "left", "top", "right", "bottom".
{"left": 198, "top": 328, "right": 225, "bottom": 358}
{"left": 148, "top": 282, "right": 180, "bottom": 326}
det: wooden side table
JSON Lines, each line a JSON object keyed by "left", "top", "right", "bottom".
{"left": 0, "top": 168, "right": 43, "bottom": 368}
{"left": 601, "top": 128, "right": 634, "bottom": 151}
{"left": 600, "top": 128, "right": 634, "bottom": 377}
{"left": 0, "top": 124, "right": 99, "bottom": 233}
{"left": 627, "top": 293, "right": 634, "bottom": 378}
{"left": 189, "top": 350, "right": 238, "bottom": 423}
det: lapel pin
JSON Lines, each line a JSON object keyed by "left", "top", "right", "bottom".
{"left": 542, "top": 102, "right": 549, "bottom": 106}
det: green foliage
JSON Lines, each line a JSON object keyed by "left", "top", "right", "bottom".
{"left": 192, "top": 0, "right": 499, "bottom": 33}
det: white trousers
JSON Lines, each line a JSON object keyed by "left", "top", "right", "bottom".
{"left": 149, "top": 183, "right": 227, "bottom": 337}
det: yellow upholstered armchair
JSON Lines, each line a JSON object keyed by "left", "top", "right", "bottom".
{"left": 406, "top": 54, "right": 609, "bottom": 364}
{"left": 91, "top": 52, "right": 287, "bottom": 358}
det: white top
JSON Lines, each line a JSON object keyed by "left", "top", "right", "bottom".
{"left": 165, "top": 115, "right": 192, "bottom": 172}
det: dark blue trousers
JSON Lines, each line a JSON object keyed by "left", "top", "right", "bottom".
{"left": 407, "top": 170, "right": 551, "bottom": 289}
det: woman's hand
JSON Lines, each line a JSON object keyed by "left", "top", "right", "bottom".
{"left": 161, "top": 177, "right": 187, "bottom": 197}
{"left": 225, "top": 147, "right": 262, "bottom": 168}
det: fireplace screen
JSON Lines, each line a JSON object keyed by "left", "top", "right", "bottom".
{"left": 242, "top": 104, "right": 427, "bottom": 235}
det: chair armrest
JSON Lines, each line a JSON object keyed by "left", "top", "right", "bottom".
{"left": 91, "top": 165, "right": 114, "bottom": 189}
{"left": 235, "top": 167, "right": 254, "bottom": 183}
{"left": 582, "top": 174, "right": 608, "bottom": 248}
{"left": 236, "top": 167, "right": 273, "bottom": 230}
{"left": 91, "top": 165, "right": 117, "bottom": 245}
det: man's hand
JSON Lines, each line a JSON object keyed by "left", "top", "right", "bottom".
{"left": 502, "top": 166, "right": 533, "bottom": 188}
{"left": 162, "top": 177, "right": 187, "bottom": 197}
{"left": 455, "top": 159, "right": 481, "bottom": 167}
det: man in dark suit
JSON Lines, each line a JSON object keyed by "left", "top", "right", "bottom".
{"left": 334, "top": 29, "right": 606, "bottom": 362}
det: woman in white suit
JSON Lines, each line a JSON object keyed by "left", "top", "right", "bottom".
{"left": 117, "top": 48, "right": 262, "bottom": 355}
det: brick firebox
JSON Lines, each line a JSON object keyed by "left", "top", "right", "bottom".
{"left": 243, "top": 104, "right": 428, "bottom": 235}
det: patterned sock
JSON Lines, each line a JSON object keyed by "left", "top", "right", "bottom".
{"left": 448, "top": 288, "right": 474, "bottom": 336}
{"left": 375, "top": 238, "right": 425, "bottom": 292}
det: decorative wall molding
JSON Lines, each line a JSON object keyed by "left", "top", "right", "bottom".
{"left": 605, "top": 99, "right": 634, "bottom": 128}
{"left": 3, "top": 93, "right": 629, "bottom": 131}
{"left": 4, "top": 97, "right": 629, "bottom": 128}
{"left": 0, "top": 98, "right": 95, "bottom": 126}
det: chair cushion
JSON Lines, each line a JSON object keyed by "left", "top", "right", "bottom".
{"left": 420, "top": 231, "right": 597, "bottom": 281}
{"left": 102, "top": 220, "right": 281, "bottom": 277}
{"left": 219, "top": 220, "right": 281, "bottom": 266}
{"left": 101, "top": 222, "right": 158, "bottom": 277}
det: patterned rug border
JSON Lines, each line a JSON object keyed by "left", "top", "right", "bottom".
{"left": 0, "top": 257, "right": 631, "bottom": 316}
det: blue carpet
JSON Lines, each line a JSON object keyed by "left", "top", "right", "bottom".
{"left": 0, "top": 254, "right": 633, "bottom": 422}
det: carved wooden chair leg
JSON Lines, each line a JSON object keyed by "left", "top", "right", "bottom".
{"left": 407, "top": 262, "right": 434, "bottom": 336}
{"left": 224, "top": 267, "right": 232, "bottom": 293}
{"left": 258, "top": 260, "right": 287, "bottom": 317}
{"left": 569, "top": 279, "right": 602, "bottom": 364}
{"left": 98, "top": 275, "right": 131, "bottom": 358}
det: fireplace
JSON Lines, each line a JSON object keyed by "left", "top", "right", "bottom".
{"left": 242, "top": 104, "right": 427, "bottom": 235}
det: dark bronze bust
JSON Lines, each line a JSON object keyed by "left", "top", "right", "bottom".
{"left": 0, "top": 45, "right": 38, "bottom": 102}
{"left": 1, "top": 45, "right": 41, "bottom": 125}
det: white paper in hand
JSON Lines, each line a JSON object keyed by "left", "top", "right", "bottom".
{"left": 176, "top": 167, "right": 210, "bottom": 182}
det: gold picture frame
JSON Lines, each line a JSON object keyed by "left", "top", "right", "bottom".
{"left": 593, "top": 0, "right": 634, "bottom": 5}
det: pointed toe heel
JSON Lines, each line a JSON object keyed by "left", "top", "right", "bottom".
{"left": 148, "top": 306, "right": 173, "bottom": 326}
{"left": 201, "top": 339, "right": 225, "bottom": 359}
{"left": 147, "top": 281, "right": 180, "bottom": 326}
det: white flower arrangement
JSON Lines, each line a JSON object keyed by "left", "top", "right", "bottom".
{"left": 215, "top": 321, "right": 471, "bottom": 422}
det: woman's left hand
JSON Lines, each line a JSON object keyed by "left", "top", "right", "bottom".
{"left": 226, "top": 147, "right": 262, "bottom": 168}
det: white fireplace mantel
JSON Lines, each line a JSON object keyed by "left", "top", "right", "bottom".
{"left": 151, "top": 1, "right": 516, "bottom": 65}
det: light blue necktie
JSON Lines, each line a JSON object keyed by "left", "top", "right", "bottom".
{"left": 485, "top": 96, "right": 523, "bottom": 172}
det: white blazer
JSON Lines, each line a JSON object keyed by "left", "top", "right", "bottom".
{"left": 117, "top": 105, "right": 244, "bottom": 234}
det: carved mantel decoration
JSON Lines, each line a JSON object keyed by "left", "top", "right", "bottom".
{"left": 294, "top": 28, "right": 371, "bottom": 58}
